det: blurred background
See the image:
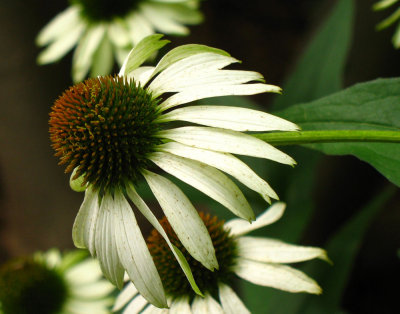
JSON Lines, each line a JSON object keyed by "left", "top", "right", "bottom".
{"left": 0, "top": 0, "right": 399, "bottom": 313}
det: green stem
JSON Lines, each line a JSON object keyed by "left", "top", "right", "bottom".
{"left": 253, "top": 130, "right": 400, "bottom": 146}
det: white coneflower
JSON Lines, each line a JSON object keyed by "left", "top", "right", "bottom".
{"left": 373, "top": 0, "right": 400, "bottom": 47}
{"left": 49, "top": 34, "right": 299, "bottom": 308}
{"left": 113, "top": 203, "right": 329, "bottom": 313}
{"left": 36, "top": 0, "right": 203, "bottom": 82}
{"left": 0, "top": 249, "right": 114, "bottom": 314}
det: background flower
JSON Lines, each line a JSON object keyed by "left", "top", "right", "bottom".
{"left": 0, "top": 248, "right": 114, "bottom": 314}
{"left": 36, "top": 0, "right": 203, "bottom": 82}
{"left": 113, "top": 203, "right": 329, "bottom": 313}
{"left": 374, "top": 0, "right": 400, "bottom": 47}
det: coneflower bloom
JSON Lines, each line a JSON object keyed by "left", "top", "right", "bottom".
{"left": 113, "top": 203, "right": 329, "bottom": 313}
{"left": 37, "top": 0, "right": 203, "bottom": 82}
{"left": 49, "top": 34, "right": 299, "bottom": 308}
{"left": 0, "top": 249, "right": 114, "bottom": 314}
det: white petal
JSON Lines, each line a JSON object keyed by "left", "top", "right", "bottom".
{"left": 113, "top": 283, "right": 138, "bottom": 312}
{"left": 36, "top": 6, "right": 81, "bottom": 46}
{"left": 192, "top": 294, "right": 224, "bottom": 314}
{"left": 149, "top": 52, "right": 239, "bottom": 97}
{"left": 90, "top": 34, "right": 114, "bottom": 77}
{"left": 126, "top": 12, "right": 155, "bottom": 46}
{"left": 119, "top": 34, "right": 169, "bottom": 76}
{"left": 150, "top": 152, "right": 254, "bottom": 221}
{"left": 159, "top": 127, "right": 295, "bottom": 165}
{"left": 170, "top": 296, "right": 191, "bottom": 314}
{"left": 65, "top": 259, "right": 102, "bottom": 285}
{"left": 235, "top": 258, "right": 322, "bottom": 294}
{"left": 140, "top": 3, "right": 190, "bottom": 35}
{"left": 159, "top": 83, "right": 281, "bottom": 111}
{"left": 72, "top": 24, "right": 106, "bottom": 82}
{"left": 72, "top": 187, "right": 100, "bottom": 255}
{"left": 143, "top": 170, "right": 218, "bottom": 271}
{"left": 161, "top": 105, "right": 299, "bottom": 132}
{"left": 37, "top": 21, "right": 84, "bottom": 65}
{"left": 225, "top": 202, "right": 286, "bottom": 236}
{"left": 112, "top": 192, "right": 167, "bottom": 308}
{"left": 218, "top": 283, "right": 250, "bottom": 314}
{"left": 95, "top": 193, "right": 125, "bottom": 288}
{"left": 107, "top": 20, "right": 131, "bottom": 47}
{"left": 70, "top": 280, "right": 114, "bottom": 299}
{"left": 151, "top": 44, "right": 230, "bottom": 81}
{"left": 43, "top": 249, "right": 61, "bottom": 269}
{"left": 127, "top": 66, "right": 156, "bottom": 86}
{"left": 123, "top": 294, "right": 148, "bottom": 314}
{"left": 237, "top": 237, "right": 330, "bottom": 264}
{"left": 127, "top": 185, "right": 203, "bottom": 296}
{"left": 64, "top": 299, "right": 113, "bottom": 314}
{"left": 141, "top": 304, "right": 169, "bottom": 314}
{"left": 159, "top": 142, "right": 277, "bottom": 201}
{"left": 147, "top": 2, "right": 203, "bottom": 25}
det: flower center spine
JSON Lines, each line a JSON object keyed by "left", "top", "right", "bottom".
{"left": 49, "top": 75, "right": 162, "bottom": 195}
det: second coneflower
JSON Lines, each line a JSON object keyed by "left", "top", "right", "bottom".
{"left": 49, "top": 34, "right": 299, "bottom": 307}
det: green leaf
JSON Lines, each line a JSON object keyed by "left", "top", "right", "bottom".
{"left": 272, "top": 0, "right": 354, "bottom": 110}
{"left": 278, "top": 78, "right": 400, "bottom": 187}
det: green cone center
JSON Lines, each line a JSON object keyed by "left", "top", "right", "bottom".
{"left": 71, "top": 0, "right": 141, "bottom": 21}
{"left": 49, "top": 75, "right": 161, "bottom": 195}
{"left": 0, "top": 258, "right": 67, "bottom": 314}
{"left": 147, "top": 212, "right": 238, "bottom": 299}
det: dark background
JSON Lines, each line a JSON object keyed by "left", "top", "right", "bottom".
{"left": 0, "top": 0, "right": 399, "bottom": 313}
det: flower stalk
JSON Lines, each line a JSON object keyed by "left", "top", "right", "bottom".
{"left": 254, "top": 130, "right": 400, "bottom": 146}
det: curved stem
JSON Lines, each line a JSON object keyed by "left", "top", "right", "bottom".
{"left": 253, "top": 130, "right": 400, "bottom": 146}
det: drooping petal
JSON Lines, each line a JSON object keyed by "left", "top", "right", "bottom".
{"left": 36, "top": 6, "right": 81, "bottom": 46}
{"left": 112, "top": 192, "right": 167, "bottom": 308}
{"left": 119, "top": 34, "right": 169, "bottom": 76}
{"left": 225, "top": 202, "right": 286, "bottom": 236}
{"left": 113, "top": 283, "right": 138, "bottom": 312}
{"left": 237, "top": 237, "right": 330, "bottom": 264}
{"left": 218, "top": 283, "right": 250, "bottom": 314}
{"left": 126, "top": 185, "right": 203, "bottom": 296}
{"left": 127, "top": 66, "right": 156, "bottom": 86}
{"left": 159, "top": 127, "right": 295, "bottom": 165}
{"left": 37, "top": 21, "right": 85, "bottom": 65}
{"left": 64, "top": 259, "right": 102, "bottom": 285}
{"left": 141, "top": 304, "right": 169, "bottom": 314}
{"left": 141, "top": 3, "right": 190, "bottom": 35}
{"left": 72, "top": 24, "right": 106, "bottom": 82}
{"left": 90, "top": 34, "right": 114, "bottom": 78}
{"left": 64, "top": 299, "right": 113, "bottom": 314}
{"left": 142, "top": 170, "right": 218, "bottom": 271}
{"left": 160, "top": 105, "right": 299, "bottom": 132}
{"left": 69, "top": 280, "right": 114, "bottom": 299}
{"left": 235, "top": 258, "right": 322, "bottom": 294}
{"left": 123, "top": 294, "right": 148, "bottom": 314}
{"left": 159, "top": 84, "right": 281, "bottom": 111}
{"left": 192, "top": 294, "right": 224, "bottom": 314}
{"left": 150, "top": 152, "right": 254, "bottom": 221}
{"left": 72, "top": 187, "right": 100, "bottom": 255}
{"left": 94, "top": 193, "right": 124, "bottom": 288}
{"left": 126, "top": 12, "right": 155, "bottom": 45}
{"left": 149, "top": 53, "right": 239, "bottom": 98}
{"left": 150, "top": 44, "right": 230, "bottom": 80}
{"left": 107, "top": 19, "right": 131, "bottom": 48}
{"left": 158, "top": 142, "right": 277, "bottom": 201}
{"left": 169, "top": 296, "right": 192, "bottom": 314}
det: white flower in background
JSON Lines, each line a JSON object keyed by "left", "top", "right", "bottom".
{"left": 0, "top": 249, "right": 114, "bottom": 314}
{"left": 36, "top": 0, "right": 203, "bottom": 82}
{"left": 113, "top": 203, "right": 330, "bottom": 313}
{"left": 49, "top": 34, "right": 299, "bottom": 308}
{"left": 373, "top": 0, "right": 400, "bottom": 47}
